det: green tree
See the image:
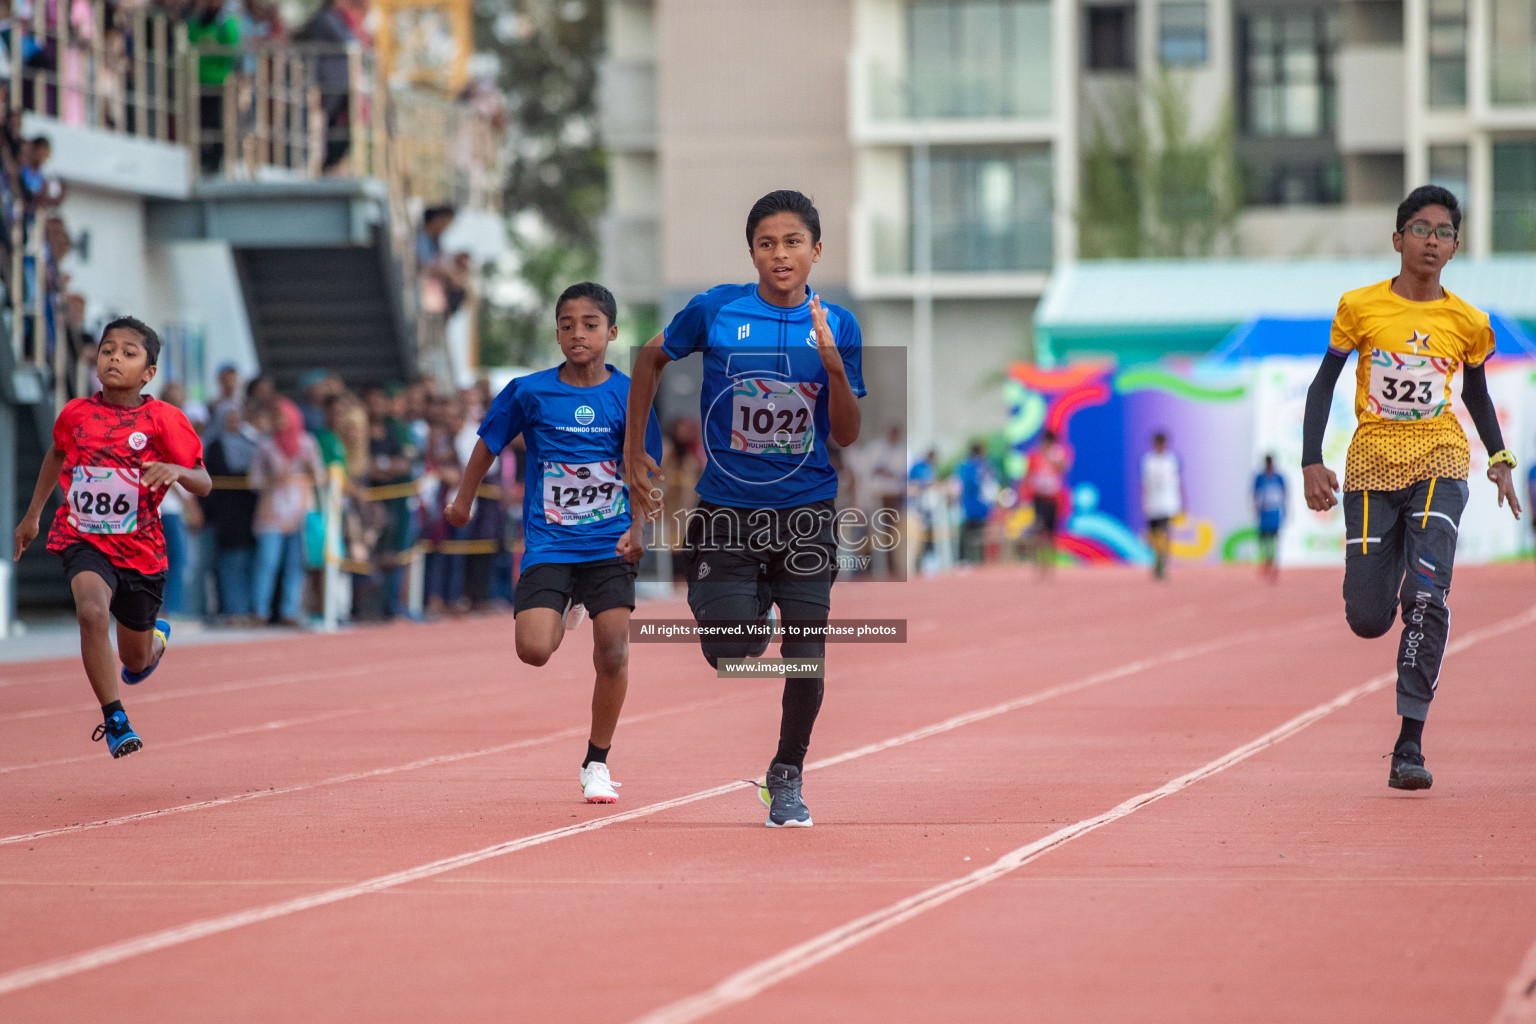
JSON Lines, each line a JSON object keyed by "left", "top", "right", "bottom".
{"left": 474, "top": 0, "right": 606, "bottom": 367}
{"left": 1078, "top": 74, "right": 1242, "bottom": 259}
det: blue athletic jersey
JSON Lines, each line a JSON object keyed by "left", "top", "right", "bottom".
{"left": 478, "top": 365, "right": 662, "bottom": 569}
{"left": 1254, "top": 471, "right": 1286, "bottom": 532}
{"left": 663, "top": 284, "right": 866, "bottom": 509}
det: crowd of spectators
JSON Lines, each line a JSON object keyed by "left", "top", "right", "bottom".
{"left": 155, "top": 367, "right": 531, "bottom": 628}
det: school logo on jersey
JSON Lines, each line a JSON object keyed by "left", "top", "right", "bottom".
{"left": 574, "top": 405, "right": 596, "bottom": 426}
{"left": 805, "top": 328, "right": 819, "bottom": 348}
{"left": 128, "top": 431, "right": 148, "bottom": 451}
{"left": 1405, "top": 330, "right": 1430, "bottom": 353}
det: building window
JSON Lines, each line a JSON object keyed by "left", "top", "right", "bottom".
{"left": 907, "top": 1, "right": 1053, "bottom": 118}
{"left": 910, "top": 146, "right": 1054, "bottom": 272}
{"left": 1490, "top": 0, "right": 1536, "bottom": 106}
{"left": 1087, "top": 5, "right": 1135, "bottom": 71}
{"left": 1428, "top": 0, "right": 1468, "bottom": 109}
{"left": 1240, "top": 9, "right": 1339, "bottom": 138}
{"left": 1159, "top": 3, "right": 1208, "bottom": 67}
{"left": 1428, "top": 145, "right": 1470, "bottom": 207}
{"left": 1492, "top": 141, "right": 1536, "bottom": 252}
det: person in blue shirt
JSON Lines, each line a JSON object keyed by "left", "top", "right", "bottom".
{"left": 1252, "top": 455, "right": 1287, "bottom": 581}
{"left": 623, "top": 190, "right": 866, "bottom": 828}
{"left": 447, "top": 282, "right": 661, "bottom": 805}
{"left": 955, "top": 443, "right": 995, "bottom": 564}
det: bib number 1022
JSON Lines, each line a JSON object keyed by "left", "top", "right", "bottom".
{"left": 738, "top": 406, "right": 810, "bottom": 436}
{"left": 1378, "top": 377, "right": 1433, "bottom": 404}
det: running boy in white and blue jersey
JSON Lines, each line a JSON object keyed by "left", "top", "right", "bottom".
{"left": 624, "top": 190, "right": 866, "bottom": 827}
{"left": 447, "top": 282, "right": 661, "bottom": 804}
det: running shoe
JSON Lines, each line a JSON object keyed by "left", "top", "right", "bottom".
{"left": 92, "top": 710, "right": 143, "bottom": 759}
{"left": 579, "top": 761, "right": 621, "bottom": 803}
{"left": 1388, "top": 742, "right": 1433, "bottom": 790}
{"left": 121, "top": 619, "right": 170, "bottom": 686}
{"left": 563, "top": 601, "right": 588, "bottom": 631}
{"left": 759, "top": 762, "right": 812, "bottom": 828}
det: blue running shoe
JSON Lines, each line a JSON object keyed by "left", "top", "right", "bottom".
{"left": 92, "top": 710, "right": 143, "bottom": 758}
{"left": 759, "top": 762, "right": 812, "bottom": 828}
{"left": 121, "top": 619, "right": 170, "bottom": 685}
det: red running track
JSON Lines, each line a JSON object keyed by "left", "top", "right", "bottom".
{"left": 1, "top": 565, "right": 1535, "bottom": 1023}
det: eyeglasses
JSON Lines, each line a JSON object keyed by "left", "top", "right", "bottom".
{"left": 1406, "top": 222, "right": 1457, "bottom": 241}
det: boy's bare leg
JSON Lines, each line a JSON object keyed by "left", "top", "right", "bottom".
{"left": 117, "top": 620, "right": 165, "bottom": 676}
{"left": 514, "top": 608, "right": 565, "bottom": 667}
{"left": 589, "top": 608, "right": 631, "bottom": 749}
{"left": 71, "top": 572, "right": 121, "bottom": 707}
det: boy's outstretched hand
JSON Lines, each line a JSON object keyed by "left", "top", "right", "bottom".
{"left": 616, "top": 524, "right": 646, "bottom": 564}
{"left": 13, "top": 517, "right": 39, "bottom": 561}
{"left": 1303, "top": 463, "right": 1339, "bottom": 512}
{"left": 444, "top": 495, "right": 473, "bottom": 529}
{"left": 1489, "top": 463, "right": 1523, "bottom": 520}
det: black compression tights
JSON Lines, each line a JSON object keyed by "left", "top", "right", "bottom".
{"left": 772, "top": 596, "right": 828, "bottom": 771}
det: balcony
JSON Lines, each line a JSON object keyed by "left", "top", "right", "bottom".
{"left": 849, "top": 51, "right": 1056, "bottom": 145}
{"left": 852, "top": 212, "right": 1052, "bottom": 300}
{"left": 599, "top": 58, "right": 658, "bottom": 151}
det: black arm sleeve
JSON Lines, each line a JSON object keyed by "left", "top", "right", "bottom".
{"left": 1460, "top": 363, "right": 1506, "bottom": 456}
{"left": 1302, "top": 350, "right": 1348, "bottom": 467}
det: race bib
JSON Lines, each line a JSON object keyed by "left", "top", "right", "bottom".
{"left": 1367, "top": 351, "right": 1451, "bottom": 421}
{"left": 542, "top": 460, "right": 625, "bottom": 526}
{"left": 729, "top": 379, "right": 820, "bottom": 456}
{"left": 69, "top": 466, "right": 140, "bottom": 534}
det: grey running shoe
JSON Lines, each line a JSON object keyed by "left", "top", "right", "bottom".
{"left": 1388, "top": 742, "right": 1433, "bottom": 790}
{"left": 759, "top": 762, "right": 812, "bottom": 827}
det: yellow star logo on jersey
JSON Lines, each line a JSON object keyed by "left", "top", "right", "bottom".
{"left": 1405, "top": 330, "right": 1430, "bottom": 353}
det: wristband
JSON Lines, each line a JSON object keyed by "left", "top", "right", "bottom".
{"left": 1489, "top": 449, "right": 1517, "bottom": 469}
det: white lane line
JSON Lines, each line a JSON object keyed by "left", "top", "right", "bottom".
{"left": 0, "top": 615, "right": 1321, "bottom": 996}
{"left": 0, "top": 694, "right": 744, "bottom": 846}
{"left": 0, "top": 682, "right": 511, "bottom": 778}
{"left": 0, "top": 651, "right": 507, "bottom": 725}
{"left": 626, "top": 605, "right": 1536, "bottom": 1024}
{"left": 1492, "top": 931, "right": 1536, "bottom": 1023}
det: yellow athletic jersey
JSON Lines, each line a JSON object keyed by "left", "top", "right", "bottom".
{"left": 1329, "top": 279, "right": 1495, "bottom": 491}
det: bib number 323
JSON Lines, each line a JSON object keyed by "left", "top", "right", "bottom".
{"left": 70, "top": 466, "right": 140, "bottom": 534}
{"left": 543, "top": 460, "right": 625, "bottom": 526}
{"left": 729, "top": 379, "right": 820, "bottom": 456}
{"left": 1367, "top": 351, "right": 1451, "bottom": 421}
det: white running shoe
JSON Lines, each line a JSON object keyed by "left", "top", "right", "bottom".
{"left": 563, "top": 601, "right": 588, "bottom": 630}
{"left": 579, "top": 762, "right": 621, "bottom": 803}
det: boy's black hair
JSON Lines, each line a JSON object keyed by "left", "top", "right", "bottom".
{"left": 423, "top": 203, "right": 456, "bottom": 224}
{"left": 746, "top": 189, "right": 821, "bottom": 246}
{"left": 1397, "top": 185, "right": 1462, "bottom": 233}
{"left": 555, "top": 281, "right": 618, "bottom": 327}
{"left": 99, "top": 316, "right": 161, "bottom": 367}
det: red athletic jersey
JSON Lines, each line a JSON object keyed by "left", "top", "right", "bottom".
{"left": 46, "top": 394, "right": 204, "bottom": 575}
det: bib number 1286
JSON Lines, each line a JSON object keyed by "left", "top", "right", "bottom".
{"left": 69, "top": 466, "right": 140, "bottom": 534}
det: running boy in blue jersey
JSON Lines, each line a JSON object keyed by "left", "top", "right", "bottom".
{"left": 623, "top": 190, "right": 866, "bottom": 828}
{"left": 447, "top": 282, "right": 661, "bottom": 804}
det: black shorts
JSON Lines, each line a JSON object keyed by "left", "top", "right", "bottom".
{"left": 514, "top": 557, "right": 636, "bottom": 617}
{"left": 1147, "top": 517, "right": 1172, "bottom": 533}
{"left": 1033, "top": 496, "right": 1060, "bottom": 535}
{"left": 681, "top": 499, "right": 839, "bottom": 614}
{"left": 57, "top": 542, "right": 165, "bottom": 632}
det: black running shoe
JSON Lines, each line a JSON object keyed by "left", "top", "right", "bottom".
{"left": 1388, "top": 742, "right": 1432, "bottom": 790}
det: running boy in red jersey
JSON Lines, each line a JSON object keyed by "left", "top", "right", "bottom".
{"left": 12, "top": 318, "right": 210, "bottom": 758}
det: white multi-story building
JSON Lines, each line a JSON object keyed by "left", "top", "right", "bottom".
{"left": 601, "top": 0, "right": 1536, "bottom": 449}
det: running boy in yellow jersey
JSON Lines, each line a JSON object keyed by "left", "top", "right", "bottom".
{"left": 1302, "top": 186, "right": 1522, "bottom": 791}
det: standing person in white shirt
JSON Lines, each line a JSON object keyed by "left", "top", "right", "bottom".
{"left": 1141, "top": 431, "right": 1183, "bottom": 580}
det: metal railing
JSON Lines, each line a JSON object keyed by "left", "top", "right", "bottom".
{"left": 4, "top": 0, "right": 506, "bottom": 397}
